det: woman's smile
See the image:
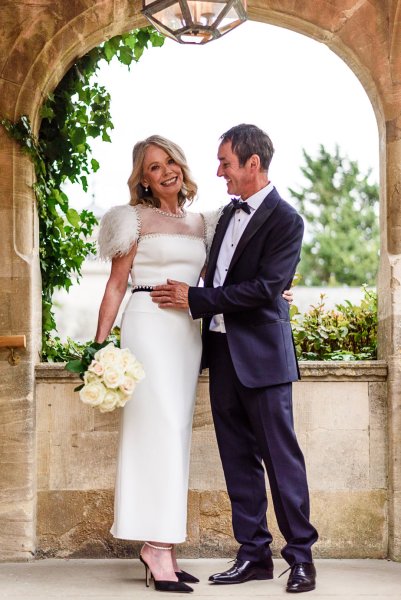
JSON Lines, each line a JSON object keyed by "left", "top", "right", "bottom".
{"left": 161, "top": 176, "right": 178, "bottom": 187}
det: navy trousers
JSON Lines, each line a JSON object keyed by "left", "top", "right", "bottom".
{"left": 208, "top": 332, "right": 318, "bottom": 565}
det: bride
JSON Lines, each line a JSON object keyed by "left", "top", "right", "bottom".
{"left": 96, "top": 135, "right": 206, "bottom": 593}
{"left": 95, "top": 134, "right": 292, "bottom": 593}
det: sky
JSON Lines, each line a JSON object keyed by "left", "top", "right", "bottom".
{"left": 65, "top": 20, "right": 379, "bottom": 214}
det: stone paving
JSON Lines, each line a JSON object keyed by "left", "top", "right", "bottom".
{"left": 0, "top": 558, "right": 400, "bottom": 599}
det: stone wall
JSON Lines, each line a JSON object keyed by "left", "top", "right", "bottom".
{"left": 35, "top": 362, "right": 388, "bottom": 559}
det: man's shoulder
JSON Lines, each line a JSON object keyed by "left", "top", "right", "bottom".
{"left": 266, "top": 187, "right": 302, "bottom": 221}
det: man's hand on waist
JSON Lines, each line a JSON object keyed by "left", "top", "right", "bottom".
{"left": 151, "top": 279, "right": 189, "bottom": 310}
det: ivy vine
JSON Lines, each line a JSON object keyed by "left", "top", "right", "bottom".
{"left": 1, "top": 28, "right": 164, "bottom": 360}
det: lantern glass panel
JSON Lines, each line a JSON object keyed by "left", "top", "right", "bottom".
{"left": 152, "top": 3, "right": 185, "bottom": 30}
{"left": 217, "top": 6, "right": 244, "bottom": 34}
{"left": 187, "top": 1, "right": 225, "bottom": 27}
{"left": 179, "top": 31, "right": 214, "bottom": 43}
{"left": 144, "top": 15, "right": 178, "bottom": 40}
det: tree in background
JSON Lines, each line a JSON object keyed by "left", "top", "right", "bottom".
{"left": 288, "top": 145, "right": 379, "bottom": 286}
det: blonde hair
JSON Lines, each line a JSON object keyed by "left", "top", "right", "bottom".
{"left": 127, "top": 135, "right": 197, "bottom": 208}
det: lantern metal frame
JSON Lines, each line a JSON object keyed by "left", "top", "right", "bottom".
{"left": 141, "top": 0, "right": 247, "bottom": 45}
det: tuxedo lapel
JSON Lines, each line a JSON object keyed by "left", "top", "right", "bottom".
{"left": 226, "top": 190, "right": 280, "bottom": 277}
{"left": 204, "top": 204, "right": 235, "bottom": 286}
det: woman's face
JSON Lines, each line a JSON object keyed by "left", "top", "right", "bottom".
{"left": 141, "top": 144, "right": 184, "bottom": 202}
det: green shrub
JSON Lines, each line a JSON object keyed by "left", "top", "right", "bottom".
{"left": 291, "top": 287, "right": 377, "bottom": 361}
{"left": 43, "top": 328, "right": 120, "bottom": 363}
{"left": 44, "top": 291, "right": 378, "bottom": 363}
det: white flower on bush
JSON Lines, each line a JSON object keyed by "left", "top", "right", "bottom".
{"left": 88, "top": 360, "right": 104, "bottom": 377}
{"left": 95, "top": 343, "right": 124, "bottom": 368}
{"left": 99, "top": 389, "right": 120, "bottom": 413}
{"left": 79, "top": 380, "right": 106, "bottom": 407}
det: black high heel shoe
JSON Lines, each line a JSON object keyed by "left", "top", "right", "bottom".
{"left": 139, "top": 550, "right": 193, "bottom": 593}
{"left": 175, "top": 570, "right": 200, "bottom": 584}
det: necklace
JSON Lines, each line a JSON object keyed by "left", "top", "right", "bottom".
{"left": 151, "top": 206, "right": 186, "bottom": 219}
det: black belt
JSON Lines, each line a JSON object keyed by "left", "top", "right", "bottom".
{"left": 131, "top": 285, "right": 154, "bottom": 293}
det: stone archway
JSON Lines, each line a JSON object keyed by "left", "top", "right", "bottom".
{"left": 1, "top": 0, "right": 400, "bottom": 561}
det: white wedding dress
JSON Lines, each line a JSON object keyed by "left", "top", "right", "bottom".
{"left": 98, "top": 203, "right": 217, "bottom": 542}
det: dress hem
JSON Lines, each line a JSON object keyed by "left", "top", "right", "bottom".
{"left": 110, "top": 528, "right": 187, "bottom": 544}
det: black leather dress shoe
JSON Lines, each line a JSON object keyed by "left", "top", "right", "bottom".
{"left": 286, "top": 562, "right": 316, "bottom": 593}
{"left": 209, "top": 558, "right": 274, "bottom": 584}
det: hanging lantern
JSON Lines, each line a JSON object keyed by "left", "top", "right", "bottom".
{"left": 141, "top": 0, "right": 247, "bottom": 45}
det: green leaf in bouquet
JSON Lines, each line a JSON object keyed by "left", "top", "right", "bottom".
{"left": 65, "top": 359, "right": 84, "bottom": 373}
{"left": 86, "top": 346, "right": 98, "bottom": 358}
{"left": 74, "top": 383, "right": 84, "bottom": 392}
{"left": 91, "top": 341, "right": 109, "bottom": 350}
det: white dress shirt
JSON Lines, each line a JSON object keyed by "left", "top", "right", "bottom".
{"left": 210, "top": 182, "right": 274, "bottom": 333}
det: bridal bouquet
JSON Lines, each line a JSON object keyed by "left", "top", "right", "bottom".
{"left": 65, "top": 341, "right": 145, "bottom": 413}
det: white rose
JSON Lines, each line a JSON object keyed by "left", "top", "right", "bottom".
{"left": 103, "top": 365, "right": 125, "bottom": 389}
{"left": 79, "top": 381, "right": 106, "bottom": 407}
{"left": 95, "top": 343, "right": 123, "bottom": 368}
{"left": 99, "top": 389, "right": 120, "bottom": 413}
{"left": 120, "top": 375, "right": 136, "bottom": 396}
{"left": 88, "top": 360, "right": 104, "bottom": 377}
{"left": 120, "top": 348, "right": 138, "bottom": 370}
{"left": 116, "top": 392, "right": 130, "bottom": 408}
{"left": 127, "top": 361, "right": 145, "bottom": 382}
{"left": 84, "top": 370, "right": 99, "bottom": 385}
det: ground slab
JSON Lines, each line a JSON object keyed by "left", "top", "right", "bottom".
{"left": 0, "top": 558, "right": 400, "bottom": 599}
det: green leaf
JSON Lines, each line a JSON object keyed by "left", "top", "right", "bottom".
{"left": 134, "top": 45, "right": 144, "bottom": 61}
{"left": 71, "top": 128, "right": 86, "bottom": 146}
{"left": 150, "top": 32, "right": 165, "bottom": 47}
{"left": 40, "top": 105, "right": 55, "bottom": 119}
{"left": 124, "top": 34, "right": 138, "bottom": 50}
{"left": 65, "top": 359, "right": 83, "bottom": 373}
{"left": 80, "top": 175, "right": 88, "bottom": 191}
{"left": 103, "top": 40, "right": 118, "bottom": 62}
{"left": 137, "top": 29, "right": 150, "bottom": 47}
{"left": 91, "top": 158, "right": 100, "bottom": 172}
{"left": 66, "top": 208, "right": 80, "bottom": 227}
{"left": 118, "top": 46, "right": 134, "bottom": 66}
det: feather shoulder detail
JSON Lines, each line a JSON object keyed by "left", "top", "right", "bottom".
{"left": 97, "top": 204, "right": 140, "bottom": 261}
{"left": 201, "top": 206, "right": 224, "bottom": 257}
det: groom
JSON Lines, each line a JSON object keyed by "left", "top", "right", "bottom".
{"left": 152, "top": 124, "right": 318, "bottom": 593}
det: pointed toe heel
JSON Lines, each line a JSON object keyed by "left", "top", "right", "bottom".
{"left": 176, "top": 570, "right": 199, "bottom": 584}
{"left": 139, "top": 554, "right": 193, "bottom": 593}
{"left": 154, "top": 580, "right": 193, "bottom": 593}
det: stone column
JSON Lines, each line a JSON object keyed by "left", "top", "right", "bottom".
{"left": 382, "top": 115, "right": 401, "bottom": 561}
{"left": 0, "top": 119, "right": 41, "bottom": 561}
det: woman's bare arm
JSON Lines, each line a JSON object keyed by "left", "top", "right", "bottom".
{"left": 94, "top": 245, "right": 137, "bottom": 343}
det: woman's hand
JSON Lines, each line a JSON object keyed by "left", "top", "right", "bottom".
{"left": 282, "top": 288, "right": 294, "bottom": 305}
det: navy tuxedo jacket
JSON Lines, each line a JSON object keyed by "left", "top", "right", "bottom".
{"left": 188, "top": 187, "right": 303, "bottom": 388}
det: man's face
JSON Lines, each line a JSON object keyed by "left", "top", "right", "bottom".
{"left": 216, "top": 141, "right": 253, "bottom": 199}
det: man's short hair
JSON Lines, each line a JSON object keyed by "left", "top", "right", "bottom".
{"left": 220, "top": 124, "right": 274, "bottom": 171}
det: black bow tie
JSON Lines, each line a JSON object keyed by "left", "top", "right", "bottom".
{"left": 231, "top": 198, "right": 251, "bottom": 214}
